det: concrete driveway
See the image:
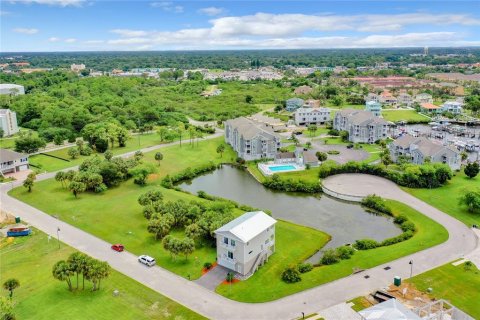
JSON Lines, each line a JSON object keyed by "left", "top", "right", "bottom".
{"left": 194, "top": 265, "right": 230, "bottom": 291}
{"left": 1, "top": 140, "right": 478, "bottom": 319}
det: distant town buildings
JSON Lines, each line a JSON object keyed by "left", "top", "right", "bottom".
{"left": 420, "top": 103, "right": 441, "bottom": 114}
{"left": 0, "top": 149, "right": 29, "bottom": 174}
{"left": 204, "top": 68, "right": 283, "bottom": 81}
{"left": 441, "top": 101, "right": 463, "bottom": 114}
{"left": 415, "top": 93, "right": 433, "bottom": 104}
{"left": 294, "top": 107, "right": 331, "bottom": 125}
{"left": 388, "top": 135, "right": 461, "bottom": 170}
{"left": 70, "top": 64, "right": 86, "bottom": 72}
{"left": 215, "top": 211, "right": 276, "bottom": 279}
{"left": 224, "top": 117, "right": 281, "bottom": 161}
{"left": 334, "top": 109, "right": 389, "bottom": 144}
{"left": 0, "top": 84, "right": 25, "bottom": 96}
{"left": 285, "top": 98, "right": 305, "bottom": 112}
{"left": 397, "top": 93, "right": 414, "bottom": 106}
{"left": 0, "top": 109, "right": 19, "bottom": 137}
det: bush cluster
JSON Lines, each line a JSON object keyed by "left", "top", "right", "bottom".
{"left": 361, "top": 195, "right": 392, "bottom": 215}
{"left": 318, "top": 161, "right": 452, "bottom": 188}
{"left": 281, "top": 266, "right": 302, "bottom": 283}
{"left": 161, "top": 162, "right": 218, "bottom": 188}
{"left": 320, "top": 246, "right": 355, "bottom": 265}
{"left": 263, "top": 174, "right": 321, "bottom": 193}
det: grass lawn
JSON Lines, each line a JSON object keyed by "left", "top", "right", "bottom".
{"left": 348, "top": 297, "right": 373, "bottom": 312}
{"left": 302, "top": 127, "right": 330, "bottom": 138}
{"left": 216, "top": 200, "right": 448, "bottom": 302}
{"left": 29, "top": 132, "right": 191, "bottom": 172}
{"left": 10, "top": 137, "right": 237, "bottom": 280}
{"left": 407, "top": 261, "right": 480, "bottom": 319}
{"left": 382, "top": 110, "right": 430, "bottom": 123}
{"left": 0, "top": 137, "right": 17, "bottom": 150}
{"left": 0, "top": 229, "right": 203, "bottom": 320}
{"left": 404, "top": 171, "right": 480, "bottom": 226}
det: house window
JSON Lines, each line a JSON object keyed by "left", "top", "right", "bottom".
{"left": 231, "top": 239, "right": 236, "bottom": 247}
{"left": 228, "top": 251, "right": 233, "bottom": 259}
{"left": 223, "top": 237, "right": 228, "bottom": 245}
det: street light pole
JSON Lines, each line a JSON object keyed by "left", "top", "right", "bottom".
{"left": 409, "top": 260, "right": 413, "bottom": 278}
{"left": 56, "top": 227, "right": 61, "bottom": 249}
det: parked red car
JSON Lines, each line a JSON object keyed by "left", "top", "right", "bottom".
{"left": 111, "top": 244, "right": 124, "bottom": 252}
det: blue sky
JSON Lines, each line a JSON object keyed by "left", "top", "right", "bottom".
{"left": 1, "top": 1, "right": 479, "bottom": 51}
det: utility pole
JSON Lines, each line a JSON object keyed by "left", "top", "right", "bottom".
{"left": 57, "top": 227, "right": 61, "bottom": 249}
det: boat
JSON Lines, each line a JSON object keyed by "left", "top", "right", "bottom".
{"left": 6, "top": 226, "right": 32, "bottom": 237}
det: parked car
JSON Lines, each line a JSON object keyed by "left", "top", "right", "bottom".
{"left": 111, "top": 244, "right": 124, "bottom": 252}
{"left": 346, "top": 144, "right": 354, "bottom": 149}
{"left": 138, "top": 255, "right": 156, "bottom": 267}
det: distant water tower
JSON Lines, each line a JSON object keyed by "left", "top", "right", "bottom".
{"left": 424, "top": 46, "right": 429, "bottom": 56}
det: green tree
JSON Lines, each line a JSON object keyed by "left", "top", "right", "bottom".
{"left": 464, "top": 162, "right": 479, "bottom": 179}
{"left": 69, "top": 181, "right": 86, "bottom": 198}
{"left": 67, "top": 252, "right": 87, "bottom": 290}
{"left": 3, "top": 279, "right": 19, "bottom": 299}
{"left": 307, "top": 124, "right": 317, "bottom": 137}
{"left": 52, "top": 260, "right": 74, "bottom": 291}
{"left": 461, "top": 151, "right": 468, "bottom": 162}
{"left": 185, "top": 223, "right": 203, "bottom": 241}
{"left": 23, "top": 172, "right": 36, "bottom": 192}
{"left": 216, "top": 144, "right": 225, "bottom": 158}
{"left": 178, "top": 237, "right": 195, "bottom": 260}
{"left": 281, "top": 266, "right": 301, "bottom": 283}
{"left": 315, "top": 151, "right": 327, "bottom": 162}
{"left": 245, "top": 95, "right": 253, "bottom": 104}
{"left": 68, "top": 147, "right": 80, "bottom": 159}
{"left": 459, "top": 189, "right": 480, "bottom": 213}
{"left": 14, "top": 135, "right": 46, "bottom": 153}
{"left": 381, "top": 153, "right": 393, "bottom": 167}
{"left": 138, "top": 190, "right": 163, "bottom": 206}
{"left": 104, "top": 150, "right": 113, "bottom": 161}
{"left": 154, "top": 152, "right": 163, "bottom": 166}
{"left": 148, "top": 213, "right": 174, "bottom": 240}
{"left": 55, "top": 171, "right": 67, "bottom": 188}
{"left": 157, "top": 127, "right": 169, "bottom": 142}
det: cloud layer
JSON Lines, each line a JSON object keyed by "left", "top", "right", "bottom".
{"left": 13, "top": 27, "right": 39, "bottom": 34}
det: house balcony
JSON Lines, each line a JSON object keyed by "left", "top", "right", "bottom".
{"left": 220, "top": 242, "right": 237, "bottom": 251}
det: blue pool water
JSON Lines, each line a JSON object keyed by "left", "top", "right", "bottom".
{"left": 268, "top": 165, "right": 296, "bottom": 172}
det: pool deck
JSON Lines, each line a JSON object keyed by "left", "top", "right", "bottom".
{"left": 258, "top": 162, "right": 305, "bottom": 176}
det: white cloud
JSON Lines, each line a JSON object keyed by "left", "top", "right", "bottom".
{"left": 65, "top": 38, "right": 77, "bottom": 43}
{"left": 0, "top": 10, "right": 12, "bottom": 16}
{"left": 110, "top": 29, "right": 150, "bottom": 38}
{"left": 48, "top": 37, "right": 61, "bottom": 42}
{"left": 198, "top": 7, "right": 224, "bottom": 16}
{"left": 10, "top": 0, "right": 85, "bottom": 7}
{"left": 150, "top": 1, "right": 183, "bottom": 13}
{"left": 13, "top": 27, "right": 39, "bottom": 34}
{"left": 83, "top": 40, "right": 104, "bottom": 44}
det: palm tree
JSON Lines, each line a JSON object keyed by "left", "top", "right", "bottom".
{"left": 154, "top": 152, "right": 163, "bottom": 166}
{"left": 216, "top": 144, "right": 225, "bottom": 158}
{"left": 3, "top": 279, "right": 19, "bottom": 298}
{"left": 52, "top": 260, "right": 74, "bottom": 291}
{"left": 97, "top": 261, "right": 111, "bottom": 291}
{"left": 67, "top": 252, "right": 86, "bottom": 289}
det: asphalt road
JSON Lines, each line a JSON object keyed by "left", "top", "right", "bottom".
{"left": 1, "top": 140, "right": 478, "bottom": 319}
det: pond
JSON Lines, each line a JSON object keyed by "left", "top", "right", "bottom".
{"left": 179, "top": 166, "right": 401, "bottom": 262}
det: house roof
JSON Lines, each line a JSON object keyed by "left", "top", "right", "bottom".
{"left": 215, "top": 211, "right": 277, "bottom": 243}
{"left": 359, "top": 299, "right": 421, "bottom": 320}
{"left": 0, "top": 148, "right": 28, "bottom": 162}
{"left": 392, "top": 134, "right": 419, "bottom": 148}
{"left": 226, "top": 117, "right": 280, "bottom": 140}
{"left": 420, "top": 103, "right": 440, "bottom": 110}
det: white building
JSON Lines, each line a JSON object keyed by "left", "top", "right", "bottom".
{"left": 0, "top": 109, "right": 19, "bottom": 137}
{"left": 70, "top": 64, "right": 86, "bottom": 72}
{"left": 0, "top": 149, "right": 29, "bottom": 175}
{"left": 365, "top": 101, "right": 382, "bottom": 117}
{"left": 415, "top": 93, "right": 433, "bottom": 104}
{"left": 224, "top": 117, "right": 281, "bottom": 161}
{"left": 215, "top": 211, "right": 277, "bottom": 279}
{"left": 294, "top": 107, "right": 331, "bottom": 125}
{"left": 397, "top": 93, "right": 413, "bottom": 106}
{"left": 365, "top": 93, "right": 380, "bottom": 103}
{"left": 388, "top": 135, "right": 461, "bottom": 170}
{"left": 334, "top": 109, "right": 389, "bottom": 144}
{"left": 0, "top": 84, "right": 25, "bottom": 96}
{"left": 441, "top": 101, "right": 463, "bottom": 114}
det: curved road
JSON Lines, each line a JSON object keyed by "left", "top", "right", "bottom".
{"left": 1, "top": 150, "right": 478, "bottom": 319}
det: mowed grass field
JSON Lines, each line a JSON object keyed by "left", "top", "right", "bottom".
{"left": 10, "top": 137, "right": 236, "bottom": 280}
{"left": 217, "top": 199, "right": 448, "bottom": 302}
{"left": 407, "top": 261, "right": 480, "bottom": 319}
{"left": 0, "top": 229, "right": 204, "bottom": 320}
{"left": 382, "top": 109, "right": 430, "bottom": 123}
{"left": 404, "top": 171, "right": 480, "bottom": 226}
{"left": 29, "top": 132, "right": 184, "bottom": 172}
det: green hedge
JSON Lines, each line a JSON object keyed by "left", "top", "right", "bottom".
{"left": 263, "top": 174, "right": 321, "bottom": 193}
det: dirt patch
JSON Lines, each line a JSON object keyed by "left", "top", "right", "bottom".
{"left": 385, "top": 283, "right": 432, "bottom": 309}
{"left": 0, "top": 210, "right": 15, "bottom": 226}
{"left": 221, "top": 278, "right": 241, "bottom": 285}
{"left": 147, "top": 173, "right": 161, "bottom": 182}
{"left": 201, "top": 261, "right": 218, "bottom": 275}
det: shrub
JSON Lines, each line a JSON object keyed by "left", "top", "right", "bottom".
{"left": 315, "top": 151, "right": 328, "bottom": 161}
{"left": 203, "top": 262, "right": 213, "bottom": 270}
{"left": 354, "top": 239, "right": 379, "bottom": 250}
{"left": 281, "top": 266, "right": 301, "bottom": 283}
{"left": 361, "top": 195, "right": 392, "bottom": 215}
{"left": 320, "top": 249, "right": 340, "bottom": 265}
{"left": 400, "top": 221, "right": 416, "bottom": 232}
{"left": 327, "top": 150, "right": 340, "bottom": 155}
{"left": 393, "top": 214, "right": 408, "bottom": 224}
{"left": 297, "top": 263, "right": 313, "bottom": 273}
{"left": 226, "top": 272, "right": 235, "bottom": 283}
{"left": 328, "top": 129, "right": 340, "bottom": 136}
{"left": 336, "top": 246, "right": 355, "bottom": 260}
{"left": 263, "top": 174, "right": 321, "bottom": 193}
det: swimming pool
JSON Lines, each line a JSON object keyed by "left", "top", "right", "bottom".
{"left": 268, "top": 165, "right": 297, "bottom": 172}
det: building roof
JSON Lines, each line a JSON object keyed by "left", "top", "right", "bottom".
{"left": 0, "top": 149, "right": 28, "bottom": 162}
{"left": 303, "top": 150, "right": 318, "bottom": 163}
{"left": 275, "top": 152, "right": 296, "bottom": 159}
{"left": 295, "top": 107, "right": 331, "bottom": 114}
{"left": 215, "top": 211, "right": 277, "bottom": 243}
{"left": 226, "top": 117, "right": 280, "bottom": 140}
{"left": 359, "top": 299, "right": 421, "bottom": 320}
{"left": 286, "top": 97, "right": 304, "bottom": 103}
{"left": 391, "top": 134, "right": 419, "bottom": 148}
{"left": 420, "top": 103, "right": 440, "bottom": 110}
